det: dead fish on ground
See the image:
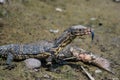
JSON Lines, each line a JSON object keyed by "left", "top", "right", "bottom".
{"left": 70, "top": 47, "right": 114, "bottom": 74}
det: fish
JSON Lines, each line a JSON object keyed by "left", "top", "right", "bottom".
{"left": 70, "top": 47, "right": 114, "bottom": 74}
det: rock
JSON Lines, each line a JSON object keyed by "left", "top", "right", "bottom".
{"left": 40, "top": 74, "right": 54, "bottom": 80}
{"left": 0, "top": 0, "right": 5, "bottom": 4}
{"left": 49, "top": 29, "right": 59, "bottom": 34}
{"left": 90, "top": 17, "right": 96, "bottom": 21}
{"left": 95, "top": 69, "right": 102, "bottom": 73}
{"left": 24, "top": 58, "right": 41, "bottom": 69}
{"left": 55, "top": 8, "right": 63, "bottom": 12}
{"left": 113, "top": 0, "right": 120, "bottom": 2}
{"left": 43, "top": 74, "right": 51, "bottom": 79}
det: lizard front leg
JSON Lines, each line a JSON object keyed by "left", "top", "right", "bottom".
{"left": 4, "top": 52, "right": 16, "bottom": 70}
{"left": 46, "top": 54, "right": 55, "bottom": 71}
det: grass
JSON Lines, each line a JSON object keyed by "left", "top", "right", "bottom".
{"left": 0, "top": 0, "right": 120, "bottom": 80}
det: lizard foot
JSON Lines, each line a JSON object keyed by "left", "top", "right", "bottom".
{"left": 46, "top": 62, "right": 62, "bottom": 73}
{"left": 46, "top": 62, "right": 57, "bottom": 72}
{"left": 3, "top": 64, "right": 17, "bottom": 70}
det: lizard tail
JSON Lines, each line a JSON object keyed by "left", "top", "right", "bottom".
{"left": 92, "top": 56, "right": 114, "bottom": 74}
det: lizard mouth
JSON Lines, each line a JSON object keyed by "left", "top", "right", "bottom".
{"left": 83, "top": 28, "right": 94, "bottom": 41}
{"left": 85, "top": 28, "right": 91, "bottom": 35}
{"left": 78, "top": 28, "right": 94, "bottom": 40}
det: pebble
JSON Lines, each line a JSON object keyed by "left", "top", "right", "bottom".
{"left": 24, "top": 58, "right": 41, "bottom": 69}
{"left": 95, "top": 69, "right": 102, "bottom": 73}
{"left": 113, "top": 0, "right": 120, "bottom": 2}
{"left": 0, "top": 0, "right": 5, "bottom": 4}
{"left": 43, "top": 74, "right": 51, "bottom": 78}
{"left": 90, "top": 17, "right": 96, "bottom": 21}
{"left": 49, "top": 29, "right": 59, "bottom": 34}
{"left": 55, "top": 8, "right": 63, "bottom": 12}
{"left": 41, "top": 74, "right": 54, "bottom": 80}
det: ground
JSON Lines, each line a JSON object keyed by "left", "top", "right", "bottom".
{"left": 0, "top": 0, "right": 120, "bottom": 80}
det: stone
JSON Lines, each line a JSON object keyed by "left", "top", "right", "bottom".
{"left": 95, "top": 69, "right": 102, "bottom": 73}
{"left": 49, "top": 29, "right": 59, "bottom": 34}
{"left": 24, "top": 58, "right": 41, "bottom": 69}
{"left": 55, "top": 8, "right": 63, "bottom": 12}
{"left": 43, "top": 74, "right": 51, "bottom": 78}
{"left": 0, "top": 0, "right": 5, "bottom": 4}
{"left": 113, "top": 0, "right": 120, "bottom": 2}
{"left": 90, "top": 17, "right": 96, "bottom": 21}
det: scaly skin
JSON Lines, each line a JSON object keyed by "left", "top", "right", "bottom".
{"left": 0, "top": 25, "right": 94, "bottom": 70}
{"left": 0, "top": 41, "right": 54, "bottom": 65}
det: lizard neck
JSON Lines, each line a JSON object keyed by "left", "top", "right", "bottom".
{"left": 52, "top": 29, "right": 76, "bottom": 55}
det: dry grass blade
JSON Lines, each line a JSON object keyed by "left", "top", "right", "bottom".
{"left": 81, "top": 66, "right": 95, "bottom": 80}
{"left": 63, "top": 57, "right": 76, "bottom": 61}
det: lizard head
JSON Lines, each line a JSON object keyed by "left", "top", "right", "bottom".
{"left": 69, "top": 25, "right": 94, "bottom": 40}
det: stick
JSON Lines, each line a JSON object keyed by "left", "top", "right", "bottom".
{"left": 63, "top": 57, "right": 76, "bottom": 61}
{"left": 81, "top": 66, "right": 95, "bottom": 80}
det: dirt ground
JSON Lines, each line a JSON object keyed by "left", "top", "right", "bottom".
{"left": 0, "top": 0, "right": 120, "bottom": 80}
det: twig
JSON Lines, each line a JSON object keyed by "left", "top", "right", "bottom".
{"left": 81, "top": 66, "right": 95, "bottom": 80}
{"left": 63, "top": 57, "right": 76, "bottom": 61}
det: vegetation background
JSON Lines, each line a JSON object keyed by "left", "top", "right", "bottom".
{"left": 0, "top": 0, "right": 120, "bottom": 80}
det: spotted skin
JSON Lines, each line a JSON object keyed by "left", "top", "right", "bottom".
{"left": 0, "top": 25, "right": 94, "bottom": 70}
{"left": 0, "top": 41, "right": 54, "bottom": 65}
